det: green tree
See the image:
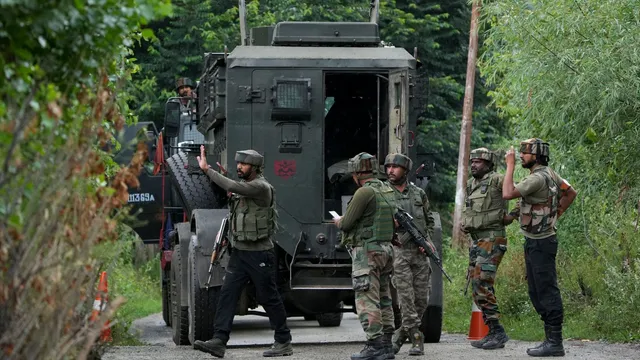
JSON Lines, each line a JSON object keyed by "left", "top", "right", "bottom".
{"left": 0, "top": 0, "right": 170, "bottom": 358}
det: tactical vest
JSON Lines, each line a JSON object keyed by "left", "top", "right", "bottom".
{"left": 229, "top": 177, "right": 277, "bottom": 242}
{"left": 342, "top": 179, "right": 396, "bottom": 251}
{"left": 462, "top": 171, "right": 505, "bottom": 232}
{"left": 519, "top": 166, "right": 561, "bottom": 235}
{"left": 391, "top": 182, "right": 428, "bottom": 244}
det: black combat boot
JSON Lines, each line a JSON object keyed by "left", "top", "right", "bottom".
{"left": 527, "top": 325, "right": 565, "bottom": 357}
{"left": 382, "top": 332, "right": 395, "bottom": 359}
{"left": 351, "top": 336, "right": 387, "bottom": 360}
{"left": 194, "top": 337, "right": 226, "bottom": 358}
{"left": 470, "top": 321, "right": 494, "bottom": 349}
{"left": 482, "top": 320, "right": 509, "bottom": 350}
{"left": 391, "top": 328, "right": 408, "bottom": 354}
{"left": 407, "top": 327, "right": 424, "bottom": 356}
{"left": 527, "top": 324, "right": 552, "bottom": 353}
{"left": 262, "top": 340, "right": 293, "bottom": 357}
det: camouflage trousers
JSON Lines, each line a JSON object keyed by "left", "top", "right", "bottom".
{"left": 351, "top": 244, "right": 395, "bottom": 340}
{"left": 470, "top": 233, "right": 508, "bottom": 322}
{"left": 391, "top": 243, "right": 432, "bottom": 330}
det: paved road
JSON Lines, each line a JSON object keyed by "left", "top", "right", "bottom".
{"left": 103, "top": 312, "right": 640, "bottom": 360}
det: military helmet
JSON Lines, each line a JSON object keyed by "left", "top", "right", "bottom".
{"left": 175, "top": 77, "right": 195, "bottom": 91}
{"left": 384, "top": 153, "right": 413, "bottom": 171}
{"left": 348, "top": 152, "right": 378, "bottom": 174}
{"left": 235, "top": 149, "right": 264, "bottom": 166}
{"left": 470, "top": 147, "right": 497, "bottom": 165}
{"left": 519, "top": 138, "right": 550, "bottom": 157}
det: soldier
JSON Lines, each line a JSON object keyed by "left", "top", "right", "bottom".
{"left": 383, "top": 153, "right": 435, "bottom": 356}
{"left": 461, "top": 148, "right": 516, "bottom": 350}
{"left": 502, "top": 139, "right": 577, "bottom": 357}
{"left": 193, "top": 146, "right": 293, "bottom": 358}
{"left": 333, "top": 152, "right": 396, "bottom": 360}
{"left": 175, "top": 77, "right": 195, "bottom": 98}
{"left": 175, "top": 77, "right": 196, "bottom": 108}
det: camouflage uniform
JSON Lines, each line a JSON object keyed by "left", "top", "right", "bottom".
{"left": 462, "top": 148, "right": 510, "bottom": 350}
{"left": 383, "top": 153, "right": 434, "bottom": 356}
{"left": 338, "top": 152, "right": 396, "bottom": 360}
{"left": 512, "top": 139, "right": 575, "bottom": 357}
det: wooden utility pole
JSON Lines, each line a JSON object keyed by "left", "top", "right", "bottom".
{"left": 452, "top": 0, "right": 481, "bottom": 249}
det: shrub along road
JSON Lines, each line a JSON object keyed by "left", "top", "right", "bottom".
{"left": 103, "top": 312, "right": 640, "bottom": 359}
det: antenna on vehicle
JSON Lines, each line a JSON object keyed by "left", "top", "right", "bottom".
{"left": 369, "top": 0, "right": 380, "bottom": 24}
{"left": 239, "top": 0, "right": 248, "bottom": 46}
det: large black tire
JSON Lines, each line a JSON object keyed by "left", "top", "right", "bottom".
{"left": 161, "top": 266, "right": 172, "bottom": 327}
{"left": 171, "top": 247, "right": 190, "bottom": 345}
{"left": 421, "top": 305, "right": 443, "bottom": 343}
{"left": 187, "top": 240, "right": 220, "bottom": 345}
{"left": 316, "top": 302, "right": 344, "bottom": 327}
{"left": 165, "top": 151, "right": 221, "bottom": 216}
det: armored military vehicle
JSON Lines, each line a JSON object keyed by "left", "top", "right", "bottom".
{"left": 126, "top": 0, "right": 444, "bottom": 347}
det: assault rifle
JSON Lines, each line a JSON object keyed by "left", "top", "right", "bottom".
{"left": 205, "top": 214, "right": 230, "bottom": 289}
{"left": 464, "top": 269, "right": 471, "bottom": 296}
{"left": 394, "top": 208, "right": 453, "bottom": 283}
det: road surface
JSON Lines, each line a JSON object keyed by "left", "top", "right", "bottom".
{"left": 103, "top": 312, "right": 640, "bottom": 359}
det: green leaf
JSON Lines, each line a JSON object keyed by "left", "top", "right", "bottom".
{"left": 8, "top": 213, "right": 22, "bottom": 230}
{"left": 141, "top": 28, "right": 155, "bottom": 40}
{"left": 585, "top": 127, "right": 598, "bottom": 143}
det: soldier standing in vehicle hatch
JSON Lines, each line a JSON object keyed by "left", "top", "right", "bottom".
{"left": 383, "top": 153, "right": 434, "bottom": 356}
{"left": 502, "top": 139, "right": 577, "bottom": 357}
{"left": 461, "top": 148, "right": 517, "bottom": 350}
{"left": 193, "top": 146, "right": 293, "bottom": 358}
{"left": 334, "top": 152, "right": 396, "bottom": 360}
{"left": 175, "top": 77, "right": 197, "bottom": 110}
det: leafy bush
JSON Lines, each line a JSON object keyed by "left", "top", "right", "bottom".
{"left": 0, "top": 1, "right": 170, "bottom": 358}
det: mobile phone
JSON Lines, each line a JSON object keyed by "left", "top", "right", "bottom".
{"left": 329, "top": 211, "right": 340, "bottom": 219}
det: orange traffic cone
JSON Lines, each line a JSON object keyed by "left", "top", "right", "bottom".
{"left": 467, "top": 301, "right": 489, "bottom": 340}
{"left": 90, "top": 271, "right": 112, "bottom": 342}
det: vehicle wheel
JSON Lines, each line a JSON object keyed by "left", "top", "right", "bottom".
{"left": 166, "top": 151, "right": 223, "bottom": 217}
{"left": 171, "top": 247, "right": 190, "bottom": 345}
{"left": 161, "top": 266, "right": 172, "bottom": 327}
{"left": 316, "top": 302, "right": 344, "bottom": 327}
{"left": 420, "top": 305, "right": 443, "bottom": 343}
{"left": 187, "top": 238, "right": 220, "bottom": 345}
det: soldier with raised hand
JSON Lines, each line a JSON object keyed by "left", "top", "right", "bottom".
{"left": 502, "top": 139, "right": 577, "bottom": 357}
{"left": 383, "top": 153, "right": 434, "bottom": 356}
{"left": 193, "top": 146, "right": 293, "bottom": 358}
{"left": 334, "top": 152, "right": 396, "bottom": 360}
{"left": 461, "top": 148, "right": 516, "bottom": 350}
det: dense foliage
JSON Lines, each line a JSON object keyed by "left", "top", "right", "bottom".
{"left": 0, "top": 0, "right": 170, "bottom": 358}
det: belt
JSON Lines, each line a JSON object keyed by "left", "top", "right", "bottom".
{"left": 470, "top": 229, "right": 506, "bottom": 241}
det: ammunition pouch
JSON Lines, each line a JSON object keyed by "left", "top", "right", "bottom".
{"left": 352, "top": 268, "right": 371, "bottom": 292}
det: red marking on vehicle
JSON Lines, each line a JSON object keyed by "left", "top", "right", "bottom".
{"left": 274, "top": 160, "right": 296, "bottom": 179}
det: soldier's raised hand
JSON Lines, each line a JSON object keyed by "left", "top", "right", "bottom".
{"left": 505, "top": 145, "right": 516, "bottom": 168}
{"left": 197, "top": 145, "right": 209, "bottom": 171}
